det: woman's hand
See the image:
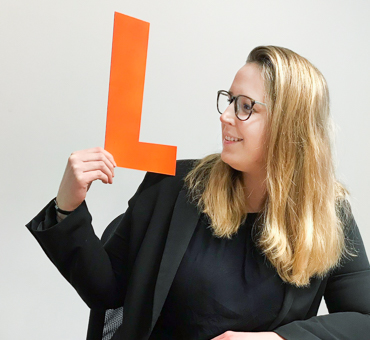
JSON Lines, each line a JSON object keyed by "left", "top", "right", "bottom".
{"left": 211, "top": 331, "right": 285, "bottom": 340}
{"left": 56, "top": 147, "right": 116, "bottom": 211}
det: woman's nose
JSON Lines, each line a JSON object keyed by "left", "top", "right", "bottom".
{"left": 219, "top": 103, "right": 236, "bottom": 125}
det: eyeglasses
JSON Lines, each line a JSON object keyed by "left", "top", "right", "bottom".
{"left": 217, "top": 90, "right": 266, "bottom": 121}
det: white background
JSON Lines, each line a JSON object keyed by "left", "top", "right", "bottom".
{"left": 1, "top": 0, "right": 369, "bottom": 339}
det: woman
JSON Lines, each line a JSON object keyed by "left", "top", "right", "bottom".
{"left": 27, "top": 46, "right": 370, "bottom": 340}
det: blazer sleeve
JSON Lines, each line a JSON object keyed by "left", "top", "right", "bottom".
{"left": 25, "top": 171, "right": 163, "bottom": 310}
{"left": 274, "top": 211, "right": 370, "bottom": 340}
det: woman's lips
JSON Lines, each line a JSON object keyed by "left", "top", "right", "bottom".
{"left": 223, "top": 135, "right": 243, "bottom": 144}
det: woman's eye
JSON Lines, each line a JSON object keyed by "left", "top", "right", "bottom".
{"left": 243, "top": 103, "right": 252, "bottom": 111}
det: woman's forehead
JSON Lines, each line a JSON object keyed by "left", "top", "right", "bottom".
{"left": 230, "top": 63, "right": 265, "bottom": 102}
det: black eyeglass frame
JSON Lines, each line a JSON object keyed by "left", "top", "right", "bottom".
{"left": 217, "top": 90, "right": 266, "bottom": 121}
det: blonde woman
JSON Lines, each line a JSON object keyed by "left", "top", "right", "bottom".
{"left": 27, "top": 46, "right": 370, "bottom": 340}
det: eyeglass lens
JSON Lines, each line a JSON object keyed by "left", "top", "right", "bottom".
{"left": 217, "top": 92, "right": 253, "bottom": 120}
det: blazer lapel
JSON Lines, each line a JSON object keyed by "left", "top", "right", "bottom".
{"left": 150, "top": 187, "right": 200, "bottom": 330}
{"left": 267, "top": 283, "right": 298, "bottom": 330}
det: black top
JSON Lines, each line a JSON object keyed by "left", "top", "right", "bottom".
{"left": 25, "top": 160, "right": 370, "bottom": 339}
{"left": 150, "top": 213, "right": 285, "bottom": 340}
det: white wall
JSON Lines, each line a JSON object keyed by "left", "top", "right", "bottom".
{"left": 1, "top": 0, "right": 369, "bottom": 338}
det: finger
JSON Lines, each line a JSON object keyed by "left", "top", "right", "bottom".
{"left": 82, "top": 161, "right": 114, "bottom": 184}
{"left": 86, "top": 147, "right": 117, "bottom": 168}
{"left": 70, "top": 147, "right": 104, "bottom": 157}
{"left": 83, "top": 170, "right": 110, "bottom": 185}
{"left": 102, "top": 149, "right": 117, "bottom": 168}
{"left": 79, "top": 152, "right": 115, "bottom": 177}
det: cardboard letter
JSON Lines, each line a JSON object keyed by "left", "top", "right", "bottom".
{"left": 105, "top": 12, "right": 177, "bottom": 175}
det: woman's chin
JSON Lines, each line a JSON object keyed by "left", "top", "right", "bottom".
{"left": 220, "top": 151, "right": 229, "bottom": 164}
{"left": 221, "top": 152, "right": 240, "bottom": 171}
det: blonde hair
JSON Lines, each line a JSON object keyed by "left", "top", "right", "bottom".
{"left": 185, "top": 46, "right": 351, "bottom": 287}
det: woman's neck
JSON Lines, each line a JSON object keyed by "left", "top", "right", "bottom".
{"left": 242, "top": 171, "right": 267, "bottom": 213}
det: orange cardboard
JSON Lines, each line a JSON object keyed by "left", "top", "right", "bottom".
{"left": 105, "top": 12, "right": 177, "bottom": 175}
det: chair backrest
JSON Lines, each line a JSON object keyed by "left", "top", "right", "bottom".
{"left": 99, "top": 213, "right": 125, "bottom": 340}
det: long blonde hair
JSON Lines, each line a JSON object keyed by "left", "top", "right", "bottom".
{"left": 185, "top": 46, "right": 351, "bottom": 287}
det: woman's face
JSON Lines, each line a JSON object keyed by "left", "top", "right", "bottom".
{"left": 220, "top": 63, "right": 268, "bottom": 176}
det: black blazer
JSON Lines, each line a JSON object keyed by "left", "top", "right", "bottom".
{"left": 27, "top": 160, "right": 370, "bottom": 340}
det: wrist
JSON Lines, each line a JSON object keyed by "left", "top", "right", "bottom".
{"left": 54, "top": 198, "right": 74, "bottom": 215}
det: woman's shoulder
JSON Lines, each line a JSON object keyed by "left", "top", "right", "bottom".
{"left": 137, "top": 159, "right": 198, "bottom": 193}
{"left": 175, "top": 159, "right": 199, "bottom": 177}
